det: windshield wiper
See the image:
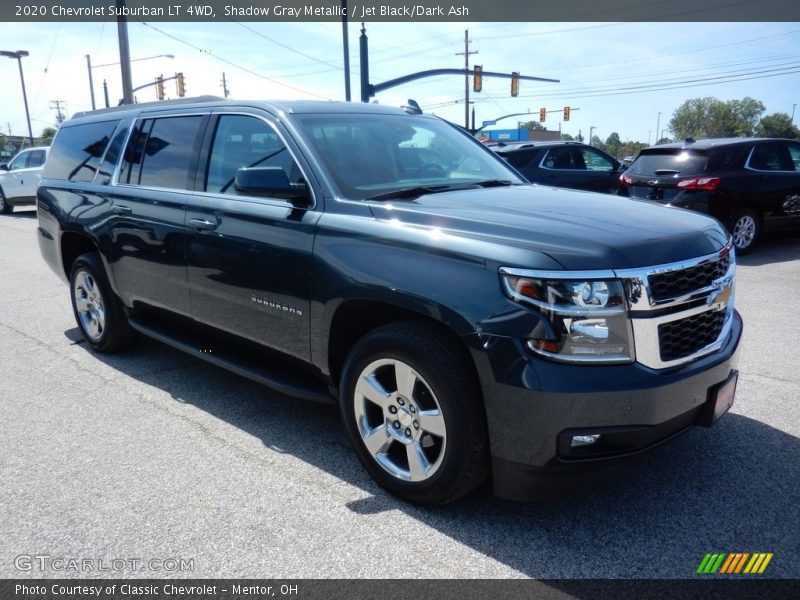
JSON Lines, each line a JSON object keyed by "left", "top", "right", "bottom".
{"left": 472, "top": 179, "right": 517, "bottom": 188}
{"left": 364, "top": 180, "right": 518, "bottom": 201}
{"left": 365, "top": 184, "right": 473, "bottom": 201}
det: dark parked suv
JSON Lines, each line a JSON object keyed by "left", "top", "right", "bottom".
{"left": 37, "top": 98, "right": 741, "bottom": 505}
{"left": 493, "top": 141, "right": 624, "bottom": 193}
{"left": 618, "top": 137, "right": 800, "bottom": 253}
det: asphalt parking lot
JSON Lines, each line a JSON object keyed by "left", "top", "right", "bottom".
{"left": 1, "top": 207, "right": 798, "bottom": 580}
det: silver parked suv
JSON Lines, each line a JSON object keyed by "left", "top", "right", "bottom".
{"left": 0, "top": 146, "right": 49, "bottom": 214}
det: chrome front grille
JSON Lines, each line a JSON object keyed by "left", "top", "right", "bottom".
{"left": 648, "top": 254, "right": 730, "bottom": 302}
{"left": 616, "top": 244, "right": 736, "bottom": 369}
{"left": 658, "top": 309, "right": 726, "bottom": 362}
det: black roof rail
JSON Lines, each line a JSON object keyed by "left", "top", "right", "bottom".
{"left": 71, "top": 95, "right": 226, "bottom": 120}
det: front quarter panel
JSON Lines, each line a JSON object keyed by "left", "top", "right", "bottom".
{"left": 309, "top": 199, "right": 565, "bottom": 374}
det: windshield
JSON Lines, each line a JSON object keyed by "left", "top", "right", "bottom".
{"left": 293, "top": 113, "right": 524, "bottom": 200}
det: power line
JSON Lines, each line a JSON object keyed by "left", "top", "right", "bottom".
{"left": 140, "top": 22, "right": 331, "bottom": 100}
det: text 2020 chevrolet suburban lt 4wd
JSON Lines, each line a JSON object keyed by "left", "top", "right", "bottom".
{"left": 37, "top": 98, "right": 742, "bottom": 505}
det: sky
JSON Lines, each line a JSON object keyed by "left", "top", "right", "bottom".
{"left": 0, "top": 20, "right": 798, "bottom": 145}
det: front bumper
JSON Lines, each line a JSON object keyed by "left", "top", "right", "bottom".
{"left": 470, "top": 309, "right": 743, "bottom": 501}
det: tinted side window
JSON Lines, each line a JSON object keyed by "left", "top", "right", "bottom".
{"left": 748, "top": 143, "right": 793, "bottom": 172}
{"left": 28, "top": 150, "right": 46, "bottom": 168}
{"left": 205, "top": 115, "right": 301, "bottom": 195}
{"left": 788, "top": 143, "right": 800, "bottom": 171}
{"left": 502, "top": 149, "right": 537, "bottom": 169}
{"left": 543, "top": 148, "right": 583, "bottom": 169}
{"left": 97, "top": 124, "right": 131, "bottom": 181}
{"left": 138, "top": 116, "right": 204, "bottom": 190}
{"left": 43, "top": 120, "right": 119, "bottom": 182}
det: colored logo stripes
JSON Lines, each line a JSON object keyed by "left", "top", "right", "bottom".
{"left": 697, "top": 552, "right": 773, "bottom": 574}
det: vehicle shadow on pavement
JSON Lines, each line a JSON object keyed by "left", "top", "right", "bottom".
{"left": 3, "top": 209, "right": 37, "bottom": 220}
{"left": 737, "top": 231, "right": 800, "bottom": 267}
{"left": 69, "top": 330, "right": 800, "bottom": 579}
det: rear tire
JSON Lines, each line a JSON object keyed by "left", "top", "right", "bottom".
{"left": 339, "top": 321, "right": 489, "bottom": 506}
{"left": 69, "top": 252, "right": 135, "bottom": 353}
{"left": 0, "top": 189, "right": 12, "bottom": 214}
{"left": 729, "top": 208, "right": 760, "bottom": 254}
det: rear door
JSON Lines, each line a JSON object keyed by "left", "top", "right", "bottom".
{"left": 745, "top": 140, "right": 800, "bottom": 230}
{"left": 109, "top": 112, "right": 208, "bottom": 315}
{"left": 184, "top": 110, "right": 320, "bottom": 362}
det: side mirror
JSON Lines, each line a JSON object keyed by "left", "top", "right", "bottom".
{"left": 234, "top": 166, "right": 310, "bottom": 205}
{"left": 0, "top": 164, "right": 8, "bottom": 171}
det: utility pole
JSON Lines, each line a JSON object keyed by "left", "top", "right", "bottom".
{"left": 49, "top": 100, "right": 66, "bottom": 125}
{"left": 116, "top": 0, "right": 134, "bottom": 104}
{"left": 103, "top": 80, "right": 110, "bottom": 108}
{"left": 341, "top": 0, "right": 351, "bottom": 101}
{"left": 455, "top": 30, "right": 477, "bottom": 129}
{"left": 220, "top": 72, "right": 230, "bottom": 98}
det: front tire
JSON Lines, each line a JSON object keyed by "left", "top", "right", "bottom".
{"left": 339, "top": 321, "right": 489, "bottom": 506}
{"left": 730, "top": 208, "right": 760, "bottom": 254}
{"left": 69, "top": 253, "right": 134, "bottom": 353}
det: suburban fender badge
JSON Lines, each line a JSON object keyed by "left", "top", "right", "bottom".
{"left": 250, "top": 295, "right": 303, "bottom": 316}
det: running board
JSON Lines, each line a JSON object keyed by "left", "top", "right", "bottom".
{"left": 128, "top": 318, "right": 335, "bottom": 405}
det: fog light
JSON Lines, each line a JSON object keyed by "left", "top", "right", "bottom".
{"left": 571, "top": 434, "right": 601, "bottom": 447}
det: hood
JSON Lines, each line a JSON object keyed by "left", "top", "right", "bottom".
{"left": 367, "top": 185, "right": 730, "bottom": 270}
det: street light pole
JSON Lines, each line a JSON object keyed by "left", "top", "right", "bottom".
{"left": 86, "top": 54, "right": 96, "bottom": 110}
{"left": 655, "top": 111, "right": 661, "bottom": 145}
{"left": 589, "top": 126, "right": 597, "bottom": 146}
{"left": 1, "top": 50, "right": 34, "bottom": 147}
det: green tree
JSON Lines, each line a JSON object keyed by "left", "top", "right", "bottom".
{"left": 669, "top": 97, "right": 765, "bottom": 140}
{"left": 520, "top": 120, "right": 545, "bottom": 132}
{"left": 37, "top": 127, "right": 57, "bottom": 146}
{"left": 605, "top": 132, "right": 622, "bottom": 158}
{"left": 754, "top": 113, "right": 800, "bottom": 139}
{"left": 561, "top": 133, "right": 575, "bottom": 141}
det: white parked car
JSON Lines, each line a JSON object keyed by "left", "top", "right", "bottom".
{"left": 0, "top": 146, "right": 49, "bottom": 214}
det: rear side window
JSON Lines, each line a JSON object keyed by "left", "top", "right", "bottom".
{"left": 120, "top": 116, "right": 204, "bottom": 189}
{"left": 500, "top": 149, "right": 537, "bottom": 169}
{"left": 747, "top": 143, "right": 794, "bottom": 172}
{"left": 43, "top": 120, "right": 119, "bottom": 182}
{"left": 627, "top": 149, "right": 709, "bottom": 176}
{"left": 27, "top": 150, "right": 46, "bottom": 168}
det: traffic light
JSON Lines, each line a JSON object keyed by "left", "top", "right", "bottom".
{"left": 156, "top": 76, "right": 165, "bottom": 100}
{"left": 539, "top": 107, "right": 546, "bottom": 122}
{"left": 510, "top": 72, "right": 519, "bottom": 97}
{"left": 473, "top": 65, "right": 482, "bottom": 93}
{"left": 176, "top": 72, "right": 186, "bottom": 97}
{"left": 564, "top": 106, "right": 571, "bottom": 121}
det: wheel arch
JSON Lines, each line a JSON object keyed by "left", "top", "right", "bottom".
{"left": 325, "top": 298, "right": 481, "bottom": 399}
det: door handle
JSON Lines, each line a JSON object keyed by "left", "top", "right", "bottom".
{"left": 189, "top": 218, "right": 218, "bottom": 230}
{"left": 111, "top": 205, "right": 132, "bottom": 215}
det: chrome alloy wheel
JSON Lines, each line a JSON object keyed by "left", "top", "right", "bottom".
{"left": 73, "top": 270, "right": 106, "bottom": 342}
{"left": 732, "top": 214, "right": 756, "bottom": 249}
{"left": 353, "top": 358, "right": 447, "bottom": 482}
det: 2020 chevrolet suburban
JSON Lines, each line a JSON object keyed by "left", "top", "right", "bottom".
{"left": 37, "top": 98, "right": 742, "bottom": 505}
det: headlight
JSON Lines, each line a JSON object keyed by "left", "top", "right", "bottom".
{"left": 500, "top": 268, "right": 634, "bottom": 364}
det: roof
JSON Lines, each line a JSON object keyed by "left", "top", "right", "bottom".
{"left": 645, "top": 137, "right": 791, "bottom": 151}
{"left": 492, "top": 140, "right": 592, "bottom": 153}
{"left": 68, "top": 97, "right": 423, "bottom": 124}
